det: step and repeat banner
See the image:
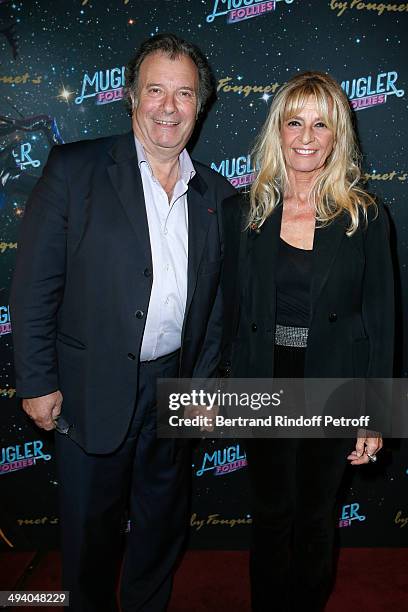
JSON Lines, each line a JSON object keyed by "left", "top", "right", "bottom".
{"left": 1, "top": 0, "right": 407, "bottom": 551}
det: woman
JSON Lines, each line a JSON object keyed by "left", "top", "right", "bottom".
{"left": 220, "top": 72, "right": 394, "bottom": 611}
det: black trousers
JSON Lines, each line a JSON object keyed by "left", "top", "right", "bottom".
{"left": 245, "top": 345, "right": 351, "bottom": 612}
{"left": 55, "top": 351, "right": 190, "bottom": 612}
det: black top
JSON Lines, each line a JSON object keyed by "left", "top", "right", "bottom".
{"left": 276, "top": 238, "right": 312, "bottom": 327}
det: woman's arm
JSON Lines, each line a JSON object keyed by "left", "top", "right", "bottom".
{"left": 348, "top": 203, "right": 395, "bottom": 465}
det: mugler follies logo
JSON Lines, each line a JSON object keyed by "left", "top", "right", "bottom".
{"left": 341, "top": 70, "right": 404, "bottom": 111}
{"left": 206, "top": 0, "right": 294, "bottom": 24}
{"left": 211, "top": 154, "right": 258, "bottom": 188}
{"left": 195, "top": 444, "right": 247, "bottom": 476}
{"left": 338, "top": 502, "right": 366, "bottom": 527}
{"left": 0, "top": 305, "right": 11, "bottom": 336}
{"left": 75, "top": 66, "right": 125, "bottom": 105}
{"left": 12, "top": 143, "right": 40, "bottom": 170}
{"left": 0, "top": 440, "right": 52, "bottom": 475}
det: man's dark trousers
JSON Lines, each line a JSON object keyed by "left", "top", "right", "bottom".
{"left": 55, "top": 350, "right": 189, "bottom": 612}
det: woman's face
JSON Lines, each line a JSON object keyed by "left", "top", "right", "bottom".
{"left": 280, "top": 96, "right": 335, "bottom": 175}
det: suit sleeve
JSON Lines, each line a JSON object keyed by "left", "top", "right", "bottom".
{"left": 191, "top": 178, "right": 236, "bottom": 379}
{"left": 191, "top": 283, "right": 223, "bottom": 379}
{"left": 362, "top": 203, "right": 394, "bottom": 378}
{"left": 10, "top": 145, "right": 68, "bottom": 398}
{"left": 361, "top": 203, "right": 395, "bottom": 433}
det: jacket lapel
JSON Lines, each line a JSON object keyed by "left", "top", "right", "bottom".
{"left": 250, "top": 204, "right": 283, "bottom": 316}
{"left": 107, "top": 134, "right": 221, "bottom": 319}
{"left": 249, "top": 203, "right": 348, "bottom": 323}
{"left": 107, "top": 131, "right": 152, "bottom": 263}
{"left": 310, "top": 214, "right": 348, "bottom": 316}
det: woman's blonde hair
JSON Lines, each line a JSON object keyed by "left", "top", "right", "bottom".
{"left": 249, "top": 71, "right": 376, "bottom": 235}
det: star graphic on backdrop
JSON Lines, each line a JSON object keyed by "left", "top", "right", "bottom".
{"left": 57, "top": 86, "right": 74, "bottom": 103}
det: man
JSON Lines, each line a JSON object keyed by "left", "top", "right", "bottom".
{"left": 10, "top": 33, "right": 235, "bottom": 611}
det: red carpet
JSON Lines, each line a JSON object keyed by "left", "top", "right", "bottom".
{"left": 1, "top": 549, "right": 407, "bottom": 611}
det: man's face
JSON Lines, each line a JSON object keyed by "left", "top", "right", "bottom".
{"left": 132, "top": 52, "right": 199, "bottom": 159}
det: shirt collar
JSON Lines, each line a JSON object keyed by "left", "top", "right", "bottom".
{"left": 134, "top": 135, "right": 196, "bottom": 185}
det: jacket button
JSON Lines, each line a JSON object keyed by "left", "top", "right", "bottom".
{"left": 328, "top": 313, "right": 337, "bottom": 322}
{"left": 225, "top": 360, "right": 231, "bottom": 367}
{"left": 135, "top": 310, "right": 144, "bottom": 319}
{"left": 251, "top": 323, "right": 258, "bottom": 332}
{"left": 143, "top": 268, "right": 152, "bottom": 277}
{"left": 224, "top": 367, "right": 231, "bottom": 377}
{"left": 127, "top": 353, "right": 136, "bottom": 360}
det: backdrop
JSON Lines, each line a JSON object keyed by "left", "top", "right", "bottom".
{"left": 0, "top": 0, "right": 407, "bottom": 551}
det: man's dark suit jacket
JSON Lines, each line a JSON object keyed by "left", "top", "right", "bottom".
{"left": 10, "top": 131, "right": 235, "bottom": 453}
{"left": 220, "top": 194, "right": 394, "bottom": 384}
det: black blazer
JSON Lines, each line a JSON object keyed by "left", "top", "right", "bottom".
{"left": 10, "top": 131, "right": 235, "bottom": 453}
{"left": 220, "top": 193, "right": 394, "bottom": 383}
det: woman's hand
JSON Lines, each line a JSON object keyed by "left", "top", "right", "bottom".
{"left": 347, "top": 429, "right": 383, "bottom": 465}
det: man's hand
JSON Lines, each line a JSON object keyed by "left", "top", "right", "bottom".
{"left": 347, "top": 428, "right": 383, "bottom": 465}
{"left": 184, "top": 404, "right": 219, "bottom": 432}
{"left": 22, "top": 390, "right": 63, "bottom": 431}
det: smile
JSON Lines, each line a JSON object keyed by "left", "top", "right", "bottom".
{"left": 154, "top": 119, "right": 180, "bottom": 126}
{"left": 293, "top": 148, "right": 318, "bottom": 155}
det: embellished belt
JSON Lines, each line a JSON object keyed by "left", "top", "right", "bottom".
{"left": 274, "top": 324, "right": 309, "bottom": 348}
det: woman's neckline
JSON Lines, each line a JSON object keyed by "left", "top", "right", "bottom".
{"left": 279, "top": 236, "right": 313, "bottom": 252}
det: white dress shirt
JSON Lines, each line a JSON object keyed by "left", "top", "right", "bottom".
{"left": 135, "top": 136, "right": 195, "bottom": 362}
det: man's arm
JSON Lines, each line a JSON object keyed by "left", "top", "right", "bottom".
{"left": 10, "top": 146, "right": 69, "bottom": 421}
{"left": 21, "top": 391, "right": 64, "bottom": 431}
{"left": 191, "top": 175, "right": 235, "bottom": 379}
{"left": 191, "top": 280, "right": 223, "bottom": 379}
